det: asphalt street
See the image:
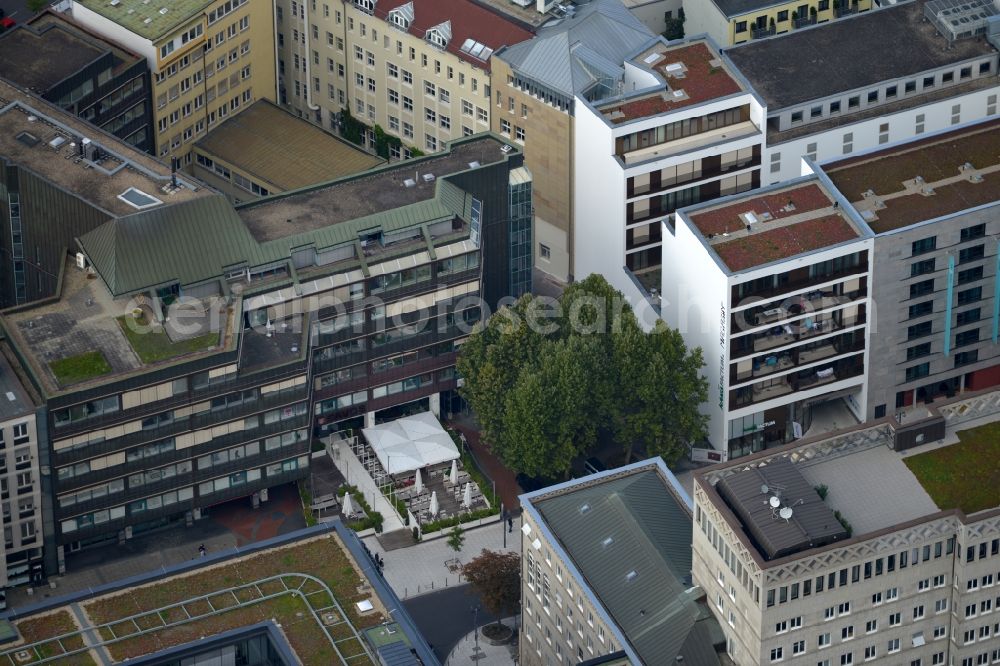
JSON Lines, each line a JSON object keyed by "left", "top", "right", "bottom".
{"left": 403, "top": 584, "right": 502, "bottom": 661}
{"left": 0, "top": 0, "right": 35, "bottom": 24}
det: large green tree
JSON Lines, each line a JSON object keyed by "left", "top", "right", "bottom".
{"left": 457, "top": 275, "right": 707, "bottom": 478}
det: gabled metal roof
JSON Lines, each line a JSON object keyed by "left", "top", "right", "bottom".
{"left": 532, "top": 466, "right": 715, "bottom": 665}
{"left": 497, "top": 0, "right": 655, "bottom": 97}
{"left": 78, "top": 195, "right": 270, "bottom": 296}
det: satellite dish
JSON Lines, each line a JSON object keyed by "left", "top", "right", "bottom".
{"left": 760, "top": 484, "right": 770, "bottom": 494}
{"left": 769, "top": 496, "right": 781, "bottom": 508}
{"left": 779, "top": 506, "right": 794, "bottom": 521}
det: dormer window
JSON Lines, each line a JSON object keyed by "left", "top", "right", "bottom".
{"left": 388, "top": 1, "right": 413, "bottom": 30}
{"left": 354, "top": 0, "right": 375, "bottom": 14}
{"left": 425, "top": 20, "right": 451, "bottom": 49}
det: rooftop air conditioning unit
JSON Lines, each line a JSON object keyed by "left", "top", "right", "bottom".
{"left": 500, "top": 144, "right": 512, "bottom": 153}
{"left": 75, "top": 253, "right": 87, "bottom": 270}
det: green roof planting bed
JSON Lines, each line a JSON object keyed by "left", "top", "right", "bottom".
{"left": 1, "top": 535, "right": 381, "bottom": 666}
{"left": 48, "top": 351, "right": 112, "bottom": 386}
{"left": 904, "top": 421, "right": 1000, "bottom": 515}
{"left": 10, "top": 609, "right": 95, "bottom": 665}
{"left": 116, "top": 316, "right": 219, "bottom": 365}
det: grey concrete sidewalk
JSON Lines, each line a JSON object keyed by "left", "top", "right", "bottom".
{"left": 9, "top": 522, "right": 238, "bottom": 610}
{"left": 445, "top": 618, "right": 517, "bottom": 666}
{"left": 364, "top": 516, "right": 521, "bottom": 599}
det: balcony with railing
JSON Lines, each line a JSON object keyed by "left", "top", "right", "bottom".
{"left": 733, "top": 286, "right": 867, "bottom": 338}
{"left": 626, "top": 148, "right": 761, "bottom": 200}
{"left": 731, "top": 304, "right": 866, "bottom": 360}
{"left": 730, "top": 332, "right": 865, "bottom": 385}
{"left": 729, "top": 354, "right": 865, "bottom": 410}
{"left": 730, "top": 255, "right": 868, "bottom": 308}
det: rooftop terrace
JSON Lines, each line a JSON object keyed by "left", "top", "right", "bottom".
{"left": 0, "top": 80, "right": 205, "bottom": 217}
{"left": 686, "top": 180, "right": 865, "bottom": 272}
{"left": 237, "top": 136, "right": 512, "bottom": 242}
{"left": 195, "top": 100, "right": 384, "bottom": 193}
{"left": 825, "top": 118, "right": 1000, "bottom": 233}
{"left": 700, "top": 420, "right": 1000, "bottom": 562}
{"left": 73, "top": 0, "right": 211, "bottom": 41}
{"left": 724, "top": 0, "right": 998, "bottom": 110}
{"left": 2, "top": 256, "right": 234, "bottom": 396}
{"left": 600, "top": 41, "right": 744, "bottom": 124}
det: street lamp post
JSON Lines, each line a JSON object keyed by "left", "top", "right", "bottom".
{"left": 472, "top": 605, "right": 480, "bottom": 653}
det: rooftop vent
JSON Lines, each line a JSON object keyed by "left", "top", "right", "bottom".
{"left": 421, "top": 173, "right": 435, "bottom": 183}
{"left": 663, "top": 62, "right": 687, "bottom": 77}
{"left": 4, "top": 392, "right": 14, "bottom": 402}
{"left": 625, "top": 570, "right": 638, "bottom": 583}
{"left": 143, "top": 17, "right": 152, "bottom": 23}
{"left": 159, "top": 7, "right": 168, "bottom": 13}
{"left": 579, "top": 503, "right": 591, "bottom": 514}
{"left": 468, "top": 161, "right": 481, "bottom": 169}
{"left": 109, "top": 0, "right": 120, "bottom": 5}
{"left": 500, "top": 144, "right": 512, "bottom": 154}
{"left": 403, "top": 178, "right": 416, "bottom": 188}
{"left": 643, "top": 52, "right": 663, "bottom": 65}
{"left": 601, "top": 536, "right": 614, "bottom": 547}
{"left": 15, "top": 132, "right": 39, "bottom": 148}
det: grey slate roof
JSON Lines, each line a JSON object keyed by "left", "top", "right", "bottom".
{"left": 715, "top": 457, "right": 849, "bottom": 561}
{"left": 497, "top": 0, "right": 655, "bottom": 97}
{"left": 533, "top": 466, "right": 719, "bottom": 666}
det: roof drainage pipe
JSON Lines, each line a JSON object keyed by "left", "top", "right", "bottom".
{"left": 301, "top": 0, "right": 321, "bottom": 114}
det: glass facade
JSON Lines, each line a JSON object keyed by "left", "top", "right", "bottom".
{"left": 508, "top": 178, "right": 533, "bottom": 298}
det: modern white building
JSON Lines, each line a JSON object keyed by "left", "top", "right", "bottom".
{"left": 573, "top": 36, "right": 766, "bottom": 322}
{"left": 661, "top": 176, "right": 872, "bottom": 458}
{"left": 724, "top": 0, "right": 1000, "bottom": 186}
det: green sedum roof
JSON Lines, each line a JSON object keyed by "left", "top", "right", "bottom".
{"left": 75, "top": 0, "right": 211, "bottom": 41}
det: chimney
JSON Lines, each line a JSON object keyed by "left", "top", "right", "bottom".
{"left": 171, "top": 157, "right": 178, "bottom": 188}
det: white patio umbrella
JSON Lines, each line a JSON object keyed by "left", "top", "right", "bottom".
{"left": 414, "top": 468, "right": 424, "bottom": 494}
{"left": 429, "top": 491, "right": 439, "bottom": 517}
{"left": 449, "top": 459, "right": 459, "bottom": 485}
{"left": 341, "top": 491, "right": 354, "bottom": 517}
{"left": 462, "top": 482, "right": 473, "bottom": 508}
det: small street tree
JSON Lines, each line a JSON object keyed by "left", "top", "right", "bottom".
{"left": 462, "top": 550, "right": 521, "bottom": 628}
{"left": 447, "top": 524, "right": 466, "bottom": 555}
